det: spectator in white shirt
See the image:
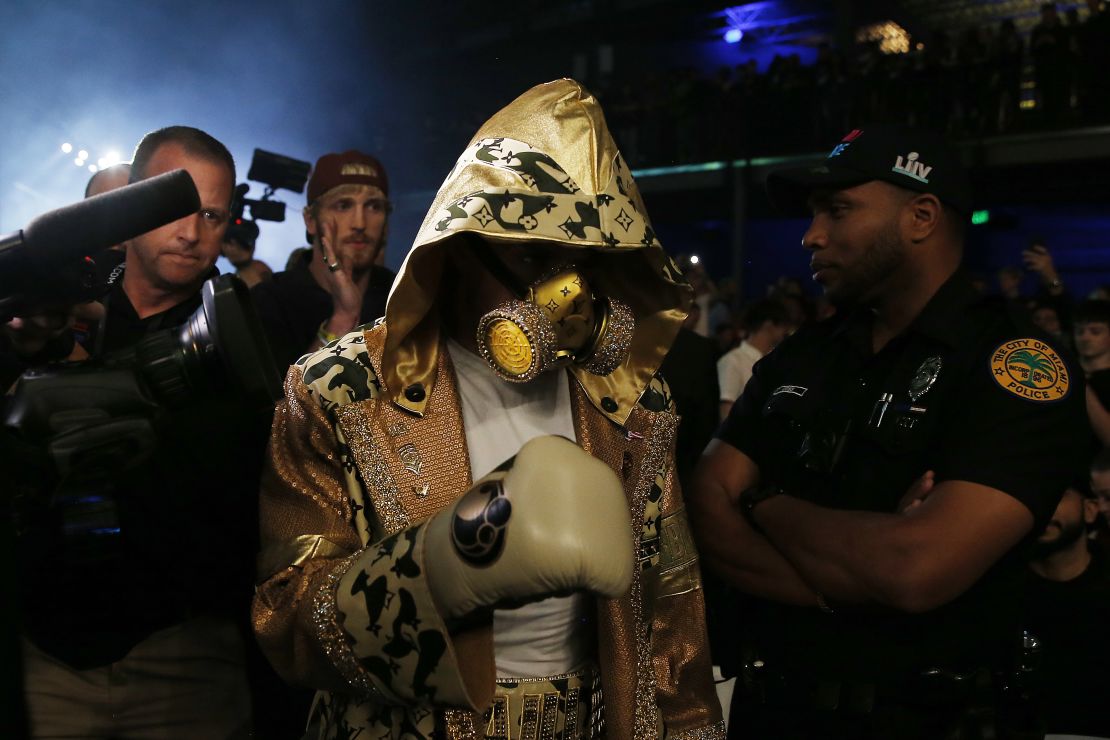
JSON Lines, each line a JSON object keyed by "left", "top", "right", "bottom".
{"left": 717, "top": 299, "right": 792, "bottom": 420}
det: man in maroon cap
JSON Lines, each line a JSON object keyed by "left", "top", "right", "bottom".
{"left": 251, "top": 150, "right": 396, "bottom": 370}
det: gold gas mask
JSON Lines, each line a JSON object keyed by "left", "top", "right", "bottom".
{"left": 474, "top": 254, "right": 635, "bottom": 384}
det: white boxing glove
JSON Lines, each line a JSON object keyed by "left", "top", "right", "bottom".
{"left": 424, "top": 435, "right": 634, "bottom": 620}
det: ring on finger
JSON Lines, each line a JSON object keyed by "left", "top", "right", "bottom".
{"left": 327, "top": 262, "right": 341, "bottom": 272}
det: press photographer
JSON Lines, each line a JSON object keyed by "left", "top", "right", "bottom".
{"left": 2, "top": 126, "right": 279, "bottom": 739}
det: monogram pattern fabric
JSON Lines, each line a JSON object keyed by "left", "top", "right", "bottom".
{"left": 257, "top": 324, "right": 722, "bottom": 740}
{"left": 429, "top": 137, "right": 660, "bottom": 252}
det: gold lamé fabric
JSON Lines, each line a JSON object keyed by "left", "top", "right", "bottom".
{"left": 574, "top": 391, "right": 661, "bottom": 740}
{"left": 253, "top": 329, "right": 497, "bottom": 738}
{"left": 572, "top": 384, "right": 723, "bottom": 740}
{"left": 647, "top": 477, "right": 721, "bottom": 734}
{"left": 254, "top": 322, "right": 722, "bottom": 739}
{"left": 252, "top": 364, "right": 368, "bottom": 693}
{"left": 337, "top": 340, "right": 476, "bottom": 529}
{"left": 378, "top": 79, "right": 693, "bottom": 426}
{"left": 649, "top": 509, "right": 702, "bottom": 602}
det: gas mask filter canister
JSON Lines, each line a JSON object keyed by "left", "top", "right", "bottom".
{"left": 476, "top": 267, "right": 634, "bottom": 384}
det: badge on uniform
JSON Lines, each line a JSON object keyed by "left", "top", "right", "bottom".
{"left": 908, "top": 356, "right": 942, "bottom": 401}
{"left": 989, "top": 338, "right": 1071, "bottom": 402}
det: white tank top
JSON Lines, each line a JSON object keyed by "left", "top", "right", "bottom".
{"left": 447, "top": 340, "right": 594, "bottom": 678}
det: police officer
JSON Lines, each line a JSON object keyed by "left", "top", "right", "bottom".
{"left": 690, "top": 126, "right": 1087, "bottom": 739}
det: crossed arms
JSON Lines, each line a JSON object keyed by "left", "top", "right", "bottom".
{"left": 688, "top": 439, "right": 1033, "bottom": 613}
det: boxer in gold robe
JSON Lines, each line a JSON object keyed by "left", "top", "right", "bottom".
{"left": 252, "top": 79, "right": 724, "bottom": 740}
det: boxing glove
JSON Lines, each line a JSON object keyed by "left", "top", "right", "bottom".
{"left": 424, "top": 435, "right": 634, "bottom": 620}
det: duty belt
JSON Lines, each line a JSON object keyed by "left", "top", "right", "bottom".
{"left": 483, "top": 663, "right": 603, "bottom": 740}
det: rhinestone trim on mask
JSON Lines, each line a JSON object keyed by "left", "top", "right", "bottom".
{"left": 476, "top": 300, "right": 561, "bottom": 383}
{"left": 583, "top": 296, "right": 634, "bottom": 377}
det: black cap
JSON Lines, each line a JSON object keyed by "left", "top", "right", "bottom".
{"left": 766, "top": 125, "right": 973, "bottom": 216}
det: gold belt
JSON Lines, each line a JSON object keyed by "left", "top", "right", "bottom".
{"left": 482, "top": 663, "right": 604, "bottom": 740}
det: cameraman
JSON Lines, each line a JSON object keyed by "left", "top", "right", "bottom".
{"left": 4, "top": 126, "right": 265, "bottom": 738}
{"left": 85, "top": 162, "right": 132, "bottom": 207}
{"left": 222, "top": 218, "right": 272, "bottom": 288}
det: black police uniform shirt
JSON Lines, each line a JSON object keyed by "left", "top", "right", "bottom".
{"left": 717, "top": 270, "right": 1088, "bottom": 681}
{"left": 20, "top": 270, "right": 269, "bottom": 668}
{"left": 250, "top": 248, "right": 395, "bottom": 372}
{"left": 1089, "top": 368, "right": 1110, "bottom": 407}
{"left": 1022, "top": 545, "right": 1110, "bottom": 738}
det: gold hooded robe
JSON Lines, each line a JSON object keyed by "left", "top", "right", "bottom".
{"left": 252, "top": 79, "right": 724, "bottom": 740}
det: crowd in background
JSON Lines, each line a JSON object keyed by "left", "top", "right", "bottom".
{"left": 595, "top": 2, "right": 1110, "bottom": 167}
{"left": 679, "top": 241, "right": 1109, "bottom": 360}
{"left": 402, "top": 6, "right": 1110, "bottom": 172}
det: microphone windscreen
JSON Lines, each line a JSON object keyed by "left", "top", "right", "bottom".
{"left": 21, "top": 169, "right": 201, "bottom": 270}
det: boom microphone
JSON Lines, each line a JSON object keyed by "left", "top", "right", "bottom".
{"left": 3, "top": 169, "right": 200, "bottom": 270}
{"left": 0, "top": 169, "right": 200, "bottom": 317}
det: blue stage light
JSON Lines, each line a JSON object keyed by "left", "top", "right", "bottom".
{"left": 724, "top": 27, "right": 743, "bottom": 43}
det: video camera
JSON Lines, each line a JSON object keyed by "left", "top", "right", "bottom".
{"left": 225, "top": 149, "right": 311, "bottom": 251}
{"left": 1, "top": 170, "right": 281, "bottom": 555}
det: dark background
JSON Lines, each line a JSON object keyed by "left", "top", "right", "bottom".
{"left": 2, "top": 0, "right": 1107, "bottom": 299}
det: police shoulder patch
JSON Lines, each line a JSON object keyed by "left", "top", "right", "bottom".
{"left": 989, "top": 338, "right": 1071, "bottom": 402}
